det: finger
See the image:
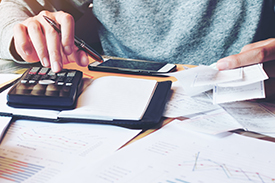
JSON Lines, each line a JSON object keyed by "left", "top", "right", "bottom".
{"left": 41, "top": 16, "right": 63, "bottom": 72}
{"left": 55, "top": 11, "right": 75, "bottom": 56}
{"left": 77, "top": 50, "right": 90, "bottom": 66}
{"left": 216, "top": 41, "right": 275, "bottom": 70}
{"left": 13, "top": 23, "right": 39, "bottom": 62}
{"left": 240, "top": 39, "right": 275, "bottom": 53}
{"left": 60, "top": 46, "right": 70, "bottom": 65}
{"left": 67, "top": 46, "right": 89, "bottom": 66}
{"left": 26, "top": 19, "right": 50, "bottom": 67}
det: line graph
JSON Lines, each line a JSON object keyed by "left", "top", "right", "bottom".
{"left": 176, "top": 152, "right": 275, "bottom": 182}
{"left": 5, "top": 122, "right": 106, "bottom": 155}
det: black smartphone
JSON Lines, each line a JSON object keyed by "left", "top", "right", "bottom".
{"left": 88, "top": 59, "right": 177, "bottom": 75}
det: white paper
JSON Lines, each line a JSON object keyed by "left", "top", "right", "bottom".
{"left": 175, "top": 108, "right": 243, "bottom": 134}
{"left": 163, "top": 81, "right": 220, "bottom": 118}
{"left": 218, "top": 64, "right": 268, "bottom": 87}
{"left": 0, "top": 119, "right": 141, "bottom": 182}
{"left": 0, "top": 116, "right": 12, "bottom": 141}
{"left": 0, "top": 74, "right": 20, "bottom": 86}
{"left": 213, "top": 81, "right": 265, "bottom": 104}
{"left": 193, "top": 67, "right": 243, "bottom": 87}
{"left": 167, "top": 66, "right": 213, "bottom": 96}
{"left": 221, "top": 101, "right": 275, "bottom": 133}
{"left": 167, "top": 64, "right": 267, "bottom": 104}
{"left": 59, "top": 76, "right": 157, "bottom": 120}
{"left": 58, "top": 121, "right": 275, "bottom": 183}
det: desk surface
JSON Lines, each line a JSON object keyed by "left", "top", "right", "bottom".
{"left": 1, "top": 57, "right": 275, "bottom": 144}
{"left": 63, "top": 59, "right": 275, "bottom": 145}
{"left": 0, "top": 58, "right": 275, "bottom": 182}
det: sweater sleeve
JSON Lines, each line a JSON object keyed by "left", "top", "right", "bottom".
{"left": 0, "top": 0, "right": 91, "bottom": 63}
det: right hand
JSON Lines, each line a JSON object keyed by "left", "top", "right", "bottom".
{"left": 216, "top": 38, "right": 275, "bottom": 100}
{"left": 13, "top": 10, "right": 89, "bottom": 72}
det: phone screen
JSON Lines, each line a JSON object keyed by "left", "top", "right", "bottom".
{"left": 98, "top": 59, "right": 167, "bottom": 71}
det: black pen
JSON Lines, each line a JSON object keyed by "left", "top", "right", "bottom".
{"left": 43, "top": 15, "right": 104, "bottom": 63}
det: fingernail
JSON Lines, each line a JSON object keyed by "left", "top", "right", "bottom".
{"left": 81, "top": 54, "right": 89, "bottom": 66}
{"left": 64, "top": 46, "right": 72, "bottom": 55}
{"left": 52, "top": 61, "right": 61, "bottom": 72}
{"left": 216, "top": 61, "right": 229, "bottom": 70}
{"left": 41, "top": 57, "right": 49, "bottom": 67}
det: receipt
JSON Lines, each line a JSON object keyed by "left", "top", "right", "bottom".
{"left": 165, "top": 64, "right": 268, "bottom": 104}
{"left": 193, "top": 67, "right": 243, "bottom": 87}
{"left": 213, "top": 81, "right": 265, "bottom": 104}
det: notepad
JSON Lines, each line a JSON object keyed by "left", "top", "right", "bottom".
{"left": 59, "top": 76, "right": 157, "bottom": 120}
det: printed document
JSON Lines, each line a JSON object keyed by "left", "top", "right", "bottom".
{"left": 0, "top": 119, "right": 141, "bottom": 182}
{"left": 167, "top": 64, "right": 268, "bottom": 104}
{"left": 54, "top": 120, "right": 275, "bottom": 183}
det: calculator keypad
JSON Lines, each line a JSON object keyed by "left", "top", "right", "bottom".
{"left": 7, "top": 67, "right": 83, "bottom": 109}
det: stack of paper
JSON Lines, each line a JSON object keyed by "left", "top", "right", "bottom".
{"left": 169, "top": 64, "right": 268, "bottom": 104}
{"left": 162, "top": 65, "right": 275, "bottom": 135}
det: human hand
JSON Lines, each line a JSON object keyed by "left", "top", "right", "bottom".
{"left": 216, "top": 38, "right": 275, "bottom": 100}
{"left": 13, "top": 10, "right": 90, "bottom": 72}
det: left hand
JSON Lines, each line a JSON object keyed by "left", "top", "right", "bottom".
{"left": 216, "top": 38, "right": 275, "bottom": 100}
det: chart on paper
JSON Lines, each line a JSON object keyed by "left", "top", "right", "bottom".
{"left": 75, "top": 121, "right": 275, "bottom": 183}
{"left": 92, "top": 148, "right": 275, "bottom": 183}
{"left": 0, "top": 156, "right": 57, "bottom": 183}
{"left": 5, "top": 122, "right": 104, "bottom": 155}
{"left": 0, "top": 119, "right": 140, "bottom": 183}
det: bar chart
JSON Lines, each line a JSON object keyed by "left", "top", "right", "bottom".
{"left": 0, "top": 156, "right": 44, "bottom": 182}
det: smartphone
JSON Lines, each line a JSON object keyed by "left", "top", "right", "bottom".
{"left": 88, "top": 59, "right": 177, "bottom": 75}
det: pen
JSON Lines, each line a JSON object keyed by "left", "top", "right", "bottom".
{"left": 43, "top": 15, "right": 104, "bottom": 63}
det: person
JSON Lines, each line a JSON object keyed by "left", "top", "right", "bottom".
{"left": 0, "top": 0, "right": 275, "bottom": 98}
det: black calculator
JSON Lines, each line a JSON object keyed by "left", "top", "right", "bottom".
{"left": 7, "top": 67, "right": 83, "bottom": 110}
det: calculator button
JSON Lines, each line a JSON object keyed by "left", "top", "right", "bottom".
{"left": 57, "top": 76, "right": 65, "bottom": 85}
{"left": 66, "top": 77, "right": 73, "bottom": 82}
{"left": 38, "top": 67, "right": 49, "bottom": 75}
{"left": 15, "top": 83, "right": 33, "bottom": 94}
{"left": 47, "top": 70, "right": 56, "bottom": 76}
{"left": 21, "top": 74, "right": 32, "bottom": 83}
{"left": 28, "top": 80, "right": 36, "bottom": 84}
{"left": 45, "top": 84, "right": 61, "bottom": 96}
{"left": 28, "top": 67, "right": 40, "bottom": 75}
{"left": 24, "top": 74, "right": 33, "bottom": 80}
{"left": 60, "top": 86, "right": 71, "bottom": 97}
{"left": 33, "top": 74, "right": 41, "bottom": 80}
{"left": 40, "top": 74, "right": 49, "bottom": 80}
{"left": 39, "top": 80, "right": 55, "bottom": 85}
{"left": 31, "top": 84, "right": 46, "bottom": 95}
{"left": 67, "top": 71, "right": 76, "bottom": 77}
{"left": 29, "top": 74, "right": 41, "bottom": 84}
{"left": 49, "top": 75, "right": 57, "bottom": 80}
{"left": 57, "top": 76, "right": 65, "bottom": 81}
{"left": 21, "top": 80, "right": 28, "bottom": 84}
{"left": 57, "top": 72, "right": 66, "bottom": 76}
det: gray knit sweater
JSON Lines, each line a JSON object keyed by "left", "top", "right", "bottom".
{"left": 0, "top": 0, "right": 275, "bottom": 65}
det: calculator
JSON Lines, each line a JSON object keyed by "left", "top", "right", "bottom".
{"left": 7, "top": 67, "right": 83, "bottom": 110}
